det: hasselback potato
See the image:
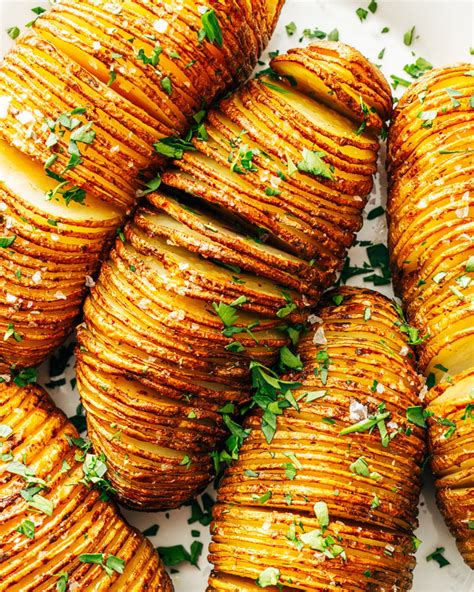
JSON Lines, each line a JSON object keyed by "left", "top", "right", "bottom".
{"left": 425, "top": 369, "right": 474, "bottom": 568}
{"left": 208, "top": 286, "right": 425, "bottom": 591}
{"left": 0, "top": 0, "right": 281, "bottom": 371}
{"left": 387, "top": 64, "right": 474, "bottom": 565}
{"left": 387, "top": 63, "right": 473, "bottom": 380}
{"left": 75, "top": 42, "right": 392, "bottom": 510}
{"left": 0, "top": 382, "right": 172, "bottom": 591}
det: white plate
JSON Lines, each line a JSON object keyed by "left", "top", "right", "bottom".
{"left": 1, "top": 1, "right": 473, "bottom": 590}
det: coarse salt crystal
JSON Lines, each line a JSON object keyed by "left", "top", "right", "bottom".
{"left": 308, "top": 314, "right": 323, "bottom": 325}
{"left": 16, "top": 110, "right": 35, "bottom": 125}
{"left": 349, "top": 400, "right": 368, "bottom": 422}
{"left": 85, "top": 275, "right": 96, "bottom": 288}
{"left": 32, "top": 271, "right": 42, "bottom": 284}
{"left": 376, "top": 383, "right": 385, "bottom": 394}
{"left": 54, "top": 291, "right": 67, "bottom": 300}
{"left": 312, "top": 326, "right": 327, "bottom": 345}
{"left": 0, "top": 96, "right": 11, "bottom": 119}
{"left": 153, "top": 18, "right": 168, "bottom": 33}
{"left": 5, "top": 293, "right": 16, "bottom": 304}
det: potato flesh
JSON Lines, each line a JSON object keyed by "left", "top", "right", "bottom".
{"left": 76, "top": 43, "right": 391, "bottom": 510}
{"left": 208, "top": 287, "right": 424, "bottom": 591}
{"left": 0, "top": 383, "right": 172, "bottom": 591}
{"left": 0, "top": 0, "right": 283, "bottom": 371}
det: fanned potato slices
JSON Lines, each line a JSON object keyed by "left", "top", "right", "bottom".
{"left": 387, "top": 64, "right": 474, "bottom": 567}
{"left": 208, "top": 287, "right": 425, "bottom": 592}
{"left": 0, "top": 383, "right": 172, "bottom": 591}
{"left": 76, "top": 43, "right": 391, "bottom": 510}
{"left": 425, "top": 370, "right": 474, "bottom": 568}
{"left": 387, "top": 63, "right": 474, "bottom": 381}
{"left": 0, "top": 0, "right": 282, "bottom": 371}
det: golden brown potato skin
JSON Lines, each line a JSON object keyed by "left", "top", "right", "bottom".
{"left": 0, "top": 383, "right": 173, "bottom": 591}
{"left": 387, "top": 64, "right": 474, "bottom": 566}
{"left": 425, "top": 370, "right": 474, "bottom": 568}
{"left": 208, "top": 287, "right": 425, "bottom": 592}
{"left": 76, "top": 43, "right": 392, "bottom": 511}
{"left": 0, "top": 0, "right": 282, "bottom": 372}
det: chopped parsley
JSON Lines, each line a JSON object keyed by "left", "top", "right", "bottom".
{"left": 198, "top": 7, "right": 223, "bottom": 47}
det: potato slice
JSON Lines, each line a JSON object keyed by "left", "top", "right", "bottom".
{"left": 208, "top": 287, "right": 424, "bottom": 591}
{"left": 0, "top": 383, "right": 172, "bottom": 591}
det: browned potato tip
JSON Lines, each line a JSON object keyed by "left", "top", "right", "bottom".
{"left": 207, "top": 286, "right": 425, "bottom": 592}
{"left": 75, "top": 43, "right": 390, "bottom": 510}
{"left": 425, "top": 369, "right": 474, "bottom": 568}
{"left": 271, "top": 41, "right": 393, "bottom": 133}
{"left": 0, "top": 382, "right": 173, "bottom": 591}
{"left": 0, "top": 0, "right": 281, "bottom": 372}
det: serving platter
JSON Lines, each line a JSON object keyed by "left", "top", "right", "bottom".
{"left": 1, "top": 1, "right": 472, "bottom": 590}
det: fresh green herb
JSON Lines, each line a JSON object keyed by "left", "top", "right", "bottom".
{"left": 328, "top": 29, "right": 339, "bottom": 41}
{"left": 371, "top": 494, "right": 380, "bottom": 509}
{"left": 198, "top": 8, "right": 223, "bottom": 47}
{"left": 161, "top": 76, "right": 172, "bottom": 95}
{"left": 298, "top": 148, "right": 333, "bottom": 179}
{"left": 356, "top": 8, "right": 368, "bottom": 21}
{"left": 56, "top": 573, "right": 69, "bottom": 592}
{"left": 154, "top": 136, "right": 196, "bottom": 159}
{"left": 367, "top": 206, "right": 385, "bottom": 220}
{"left": 3, "top": 323, "right": 23, "bottom": 342}
{"left": 79, "top": 553, "right": 125, "bottom": 576}
{"left": 16, "top": 518, "right": 35, "bottom": 539}
{"left": 314, "top": 501, "right": 329, "bottom": 532}
{"left": 390, "top": 75, "right": 411, "bottom": 89}
{"left": 279, "top": 346, "right": 303, "bottom": 370}
{"left": 314, "top": 348, "right": 331, "bottom": 385}
{"left": 404, "top": 26, "right": 416, "bottom": 46}
{"left": 404, "top": 57, "right": 432, "bottom": 79}
{"left": 377, "top": 48, "right": 385, "bottom": 60}
{"left": 426, "top": 547, "right": 450, "bottom": 568}
{"left": 0, "top": 235, "right": 16, "bottom": 248}
{"left": 349, "top": 456, "right": 382, "bottom": 480}
{"left": 368, "top": 0, "right": 377, "bottom": 12}
{"left": 251, "top": 362, "right": 301, "bottom": 444}
{"left": 393, "top": 301, "right": 428, "bottom": 346}
{"left": 340, "top": 409, "right": 391, "bottom": 446}
{"left": 256, "top": 566, "right": 281, "bottom": 588}
{"left": 136, "top": 45, "right": 162, "bottom": 66}
{"left": 285, "top": 22, "right": 297, "bottom": 36}
{"left": 406, "top": 406, "right": 427, "bottom": 428}
{"left": 9, "top": 366, "right": 38, "bottom": 387}
{"left": 7, "top": 26, "right": 20, "bottom": 39}
{"left": 418, "top": 109, "right": 438, "bottom": 128}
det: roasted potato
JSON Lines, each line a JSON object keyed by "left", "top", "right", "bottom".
{"left": 387, "top": 64, "right": 474, "bottom": 566}
{"left": 0, "top": 382, "right": 172, "bottom": 591}
{"left": 387, "top": 63, "right": 474, "bottom": 382}
{"left": 207, "top": 287, "right": 425, "bottom": 592}
{"left": 76, "top": 43, "right": 392, "bottom": 510}
{"left": 0, "top": 0, "right": 282, "bottom": 371}
{"left": 425, "top": 369, "right": 474, "bottom": 568}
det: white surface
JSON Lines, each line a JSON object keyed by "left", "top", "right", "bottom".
{"left": 1, "top": 1, "right": 473, "bottom": 590}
